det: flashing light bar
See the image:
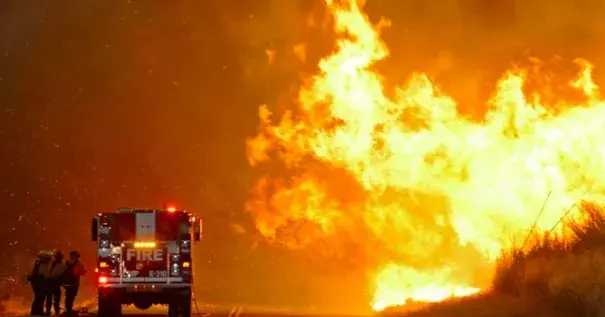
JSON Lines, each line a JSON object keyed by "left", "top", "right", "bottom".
{"left": 134, "top": 241, "right": 157, "bottom": 248}
{"left": 164, "top": 204, "right": 178, "bottom": 212}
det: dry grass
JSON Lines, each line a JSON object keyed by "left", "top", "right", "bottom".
{"left": 381, "top": 202, "right": 605, "bottom": 317}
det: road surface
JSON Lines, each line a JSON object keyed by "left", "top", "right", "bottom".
{"left": 4, "top": 298, "right": 376, "bottom": 316}
{"left": 5, "top": 305, "right": 374, "bottom": 317}
{"left": 113, "top": 305, "right": 374, "bottom": 317}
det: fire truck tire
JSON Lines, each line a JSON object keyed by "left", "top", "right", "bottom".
{"left": 180, "top": 291, "right": 192, "bottom": 317}
{"left": 167, "top": 294, "right": 190, "bottom": 317}
{"left": 97, "top": 298, "right": 121, "bottom": 317}
{"left": 168, "top": 302, "right": 179, "bottom": 317}
{"left": 180, "top": 299, "right": 192, "bottom": 317}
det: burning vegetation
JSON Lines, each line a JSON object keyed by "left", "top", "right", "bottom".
{"left": 381, "top": 203, "right": 605, "bottom": 316}
{"left": 245, "top": 0, "right": 605, "bottom": 314}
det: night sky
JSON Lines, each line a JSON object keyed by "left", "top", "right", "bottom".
{"left": 1, "top": 0, "right": 605, "bottom": 312}
{"left": 0, "top": 0, "right": 265, "bottom": 306}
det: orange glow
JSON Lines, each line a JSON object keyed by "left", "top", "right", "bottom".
{"left": 166, "top": 206, "right": 177, "bottom": 213}
{"left": 245, "top": 0, "right": 605, "bottom": 311}
{"left": 99, "top": 261, "right": 108, "bottom": 268}
{"left": 371, "top": 263, "right": 481, "bottom": 310}
{"left": 134, "top": 241, "right": 157, "bottom": 248}
{"left": 182, "top": 261, "right": 190, "bottom": 268}
{"left": 98, "top": 276, "right": 108, "bottom": 285}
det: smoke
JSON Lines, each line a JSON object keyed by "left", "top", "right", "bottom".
{"left": 364, "top": 0, "right": 605, "bottom": 114}
{"left": 227, "top": 0, "right": 605, "bottom": 114}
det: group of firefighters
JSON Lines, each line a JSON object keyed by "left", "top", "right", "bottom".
{"left": 27, "top": 250, "right": 87, "bottom": 316}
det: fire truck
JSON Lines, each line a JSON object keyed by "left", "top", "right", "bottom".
{"left": 91, "top": 206, "right": 201, "bottom": 317}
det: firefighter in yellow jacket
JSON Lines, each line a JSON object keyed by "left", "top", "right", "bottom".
{"left": 27, "top": 251, "right": 52, "bottom": 316}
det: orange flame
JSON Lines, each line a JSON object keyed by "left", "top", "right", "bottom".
{"left": 245, "top": 0, "right": 605, "bottom": 310}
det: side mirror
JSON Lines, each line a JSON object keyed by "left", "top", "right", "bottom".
{"left": 91, "top": 218, "right": 98, "bottom": 241}
{"left": 193, "top": 218, "right": 202, "bottom": 242}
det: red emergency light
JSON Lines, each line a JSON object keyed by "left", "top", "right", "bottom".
{"left": 98, "top": 276, "right": 108, "bottom": 285}
{"left": 163, "top": 203, "right": 178, "bottom": 213}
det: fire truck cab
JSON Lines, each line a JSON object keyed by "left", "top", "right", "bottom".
{"left": 91, "top": 206, "right": 201, "bottom": 317}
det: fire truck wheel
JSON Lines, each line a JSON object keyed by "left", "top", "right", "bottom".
{"left": 98, "top": 299, "right": 121, "bottom": 317}
{"left": 168, "top": 302, "right": 179, "bottom": 317}
{"left": 179, "top": 291, "right": 192, "bottom": 317}
{"left": 180, "top": 299, "right": 191, "bottom": 317}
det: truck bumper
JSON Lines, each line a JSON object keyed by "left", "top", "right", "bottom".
{"left": 98, "top": 283, "right": 191, "bottom": 304}
{"left": 99, "top": 283, "right": 191, "bottom": 292}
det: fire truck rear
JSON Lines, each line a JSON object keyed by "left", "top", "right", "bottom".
{"left": 91, "top": 206, "right": 202, "bottom": 317}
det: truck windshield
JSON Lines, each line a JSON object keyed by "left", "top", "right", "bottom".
{"left": 156, "top": 213, "right": 189, "bottom": 241}
{"left": 109, "top": 214, "right": 136, "bottom": 241}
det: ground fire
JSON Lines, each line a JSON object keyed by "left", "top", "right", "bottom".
{"left": 245, "top": 0, "right": 605, "bottom": 312}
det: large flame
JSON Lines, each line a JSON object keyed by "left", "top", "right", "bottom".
{"left": 245, "top": 0, "right": 605, "bottom": 311}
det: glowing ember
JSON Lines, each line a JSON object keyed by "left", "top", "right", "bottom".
{"left": 245, "top": 0, "right": 605, "bottom": 310}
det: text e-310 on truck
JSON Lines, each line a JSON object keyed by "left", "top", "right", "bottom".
{"left": 91, "top": 206, "right": 202, "bottom": 317}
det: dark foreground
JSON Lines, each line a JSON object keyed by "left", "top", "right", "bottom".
{"left": 116, "top": 306, "right": 371, "bottom": 317}
{"left": 13, "top": 305, "right": 375, "bottom": 317}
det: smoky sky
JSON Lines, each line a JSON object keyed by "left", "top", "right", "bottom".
{"left": 1, "top": 0, "right": 605, "bottom": 312}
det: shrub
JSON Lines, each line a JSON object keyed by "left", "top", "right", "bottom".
{"left": 387, "top": 202, "right": 605, "bottom": 317}
{"left": 493, "top": 202, "right": 605, "bottom": 316}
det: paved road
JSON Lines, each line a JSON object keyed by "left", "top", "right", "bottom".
{"left": 117, "top": 305, "right": 241, "bottom": 317}
{"left": 10, "top": 304, "right": 374, "bottom": 317}
{"left": 65, "top": 305, "right": 374, "bottom": 317}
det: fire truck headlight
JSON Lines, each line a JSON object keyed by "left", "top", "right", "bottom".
{"left": 100, "top": 240, "right": 109, "bottom": 248}
{"left": 171, "top": 254, "right": 180, "bottom": 262}
{"left": 110, "top": 268, "right": 118, "bottom": 276}
{"left": 180, "top": 240, "right": 190, "bottom": 248}
{"left": 172, "top": 263, "right": 179, "bottom": 268}
{"left": 171, "top": 268, "right": 180, "bottom": 276}
{"left": 134, "top": 241, "right": 156, "bottom": 248}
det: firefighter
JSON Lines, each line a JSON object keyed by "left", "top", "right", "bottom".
{"left": 62, "top": 250, "right": 86, "bottom": 316}
{"left": 27, "top": 251, "right": 52, "bottom": 316}
{"left": 45, "top": 250, "right": 66, "bottom": 316}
